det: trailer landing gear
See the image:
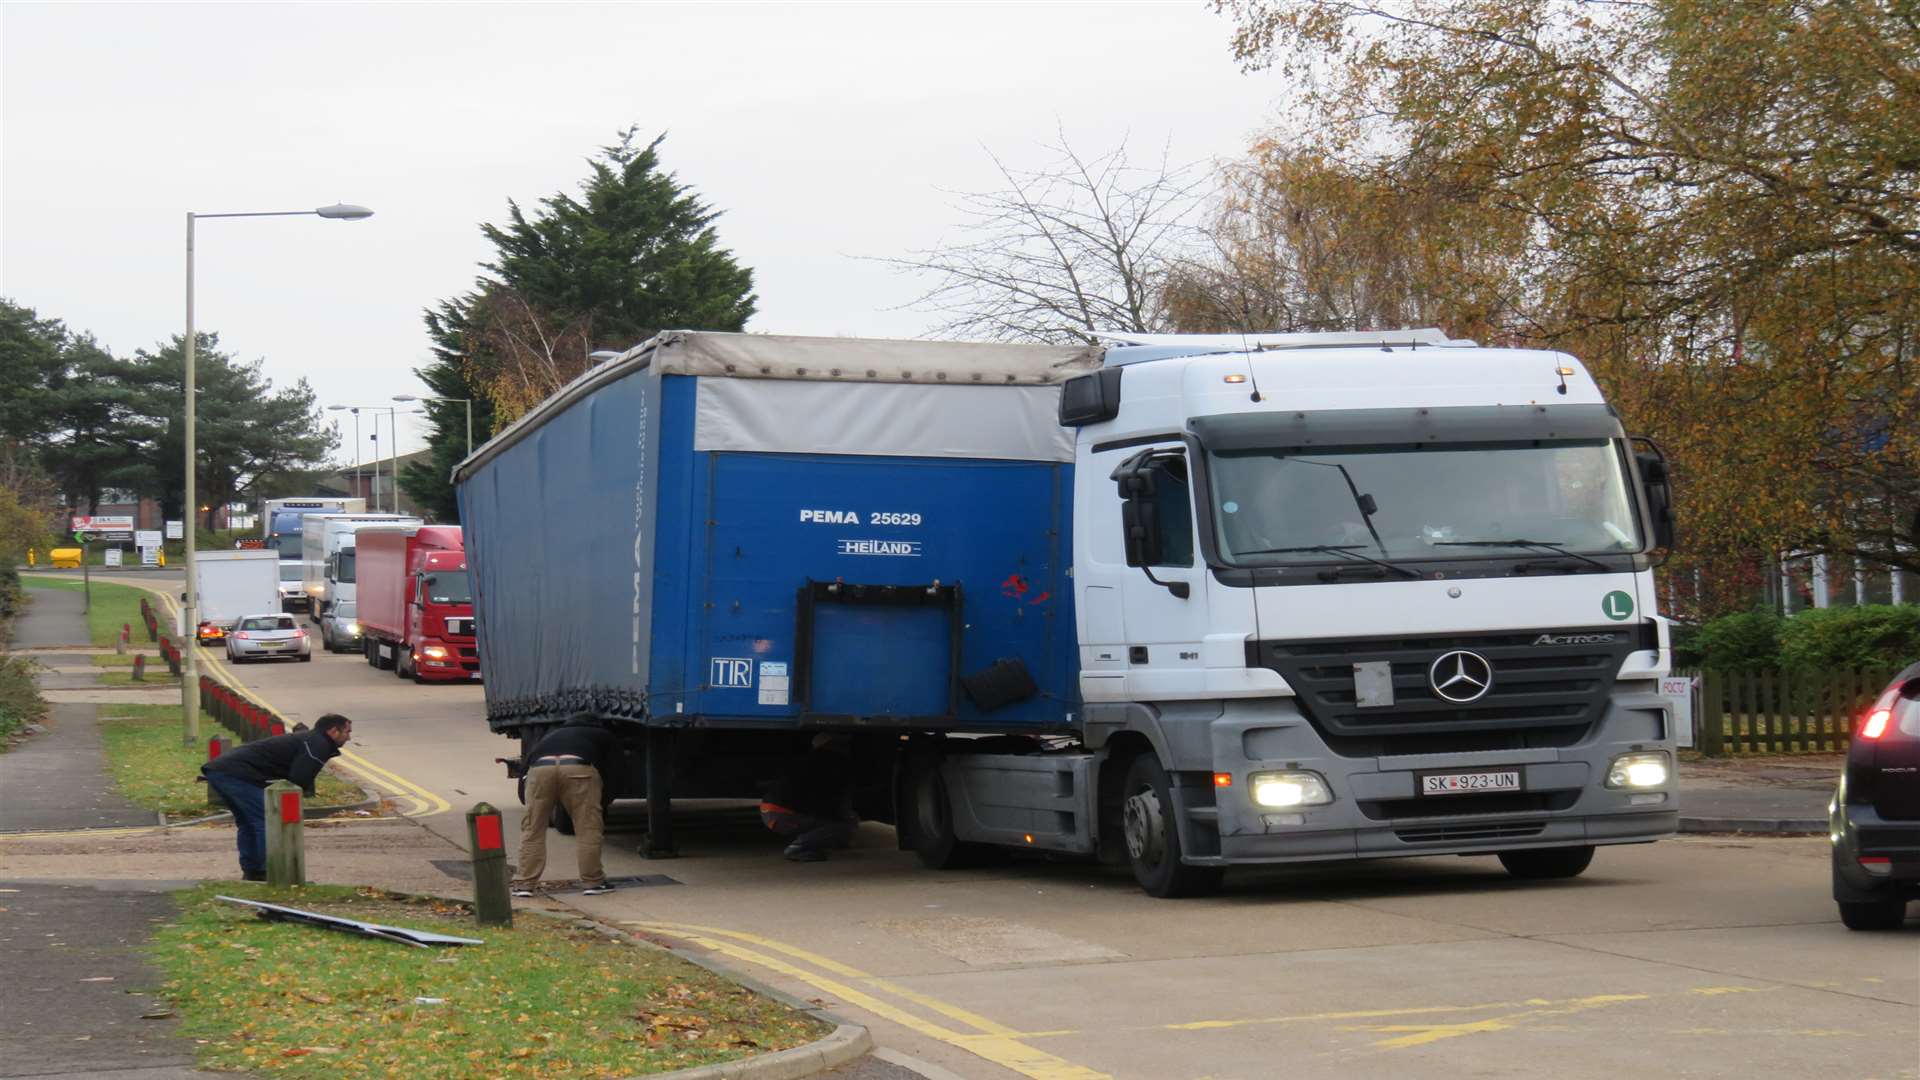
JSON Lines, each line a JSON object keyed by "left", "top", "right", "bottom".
{"left": 638, "top": 727, "right": 679, "bottom": 860}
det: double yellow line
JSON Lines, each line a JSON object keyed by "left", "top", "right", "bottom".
{"left": 146, "top": 584, "right": 452, "bottom": 817}
{"left": 625, "top": 920, "right": 1110, "bottom": 1080}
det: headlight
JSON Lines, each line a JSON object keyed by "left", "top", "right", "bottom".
{"left": 344, "top": 621, "right": 358, "bottom": 635}
{"left": 1249, "top": 770, "right": 1333, "bottom": 808}
{"left": 421, "top": 645, "right": 449, "bottom": 659}
{"left": 307, "top": 585, "right": 324, "bottom": 594}
{"left": 1606, "top": 751, "right": 1670, "bottom": 789}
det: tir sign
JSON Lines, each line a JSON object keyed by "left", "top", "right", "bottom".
{"left": 710, "top": 657, "right": 753, "bottom": 689}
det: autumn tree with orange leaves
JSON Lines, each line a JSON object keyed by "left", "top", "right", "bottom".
{"left": 1204, "top": 0, "right": 1920, "bottom": 615}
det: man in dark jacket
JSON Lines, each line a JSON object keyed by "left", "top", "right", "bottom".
{"left": 511, "top": 715, "right": 622, "bottom": 897}
{"left": 201, "top": 714, "right": 351, "bottom": 881}
{"left": 761, "top": 734, "right": 857, "bottom": 862}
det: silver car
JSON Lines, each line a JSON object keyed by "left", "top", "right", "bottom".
{"left": 225, "top": 613, "right": 313, "bottom": 663}
{"left": 319, "top": 600, "right": 362, "bottom": 654}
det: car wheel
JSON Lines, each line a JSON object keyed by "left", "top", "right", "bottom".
{"left": 1120, "top": 753, "right": 1224, "bottom": 898}
{"left": 300, "top": 650, "right": 313, "bottom": 663}
{"left": 1498, "top": 846, "right": 1596, "bottom": 880}
{"left": 1838, "top": 898, "right": 1908, "bottom": 931}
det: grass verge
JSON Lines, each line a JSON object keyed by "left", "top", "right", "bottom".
{"left": 23, "top": 576, "right": 160, "bottom": 648}
{"left": 100, "top": 704, "right": 362, "bottom": 818}
{"left": 0, "top": 653, "right": 43, "bottom": 748}
{"left": 98, "top": 670, "right": 180, "bottom": 686}
{"left": 151, "top": 883, "right": 828, "bottom": 1078}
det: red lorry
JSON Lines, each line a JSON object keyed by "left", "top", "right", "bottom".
{"left": 355, "top": 524, "right": 479, "bottom": 683}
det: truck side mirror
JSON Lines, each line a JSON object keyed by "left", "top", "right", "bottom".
{"left": 1111, "top": 450, "right": 1190, "bottom": 599}
{"left": 1635, "top": 452, "right": 1676, "bottom": 549}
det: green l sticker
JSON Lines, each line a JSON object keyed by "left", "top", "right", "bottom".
{"left": 1602, "top": 590, "right": 1634, "bottom": 621}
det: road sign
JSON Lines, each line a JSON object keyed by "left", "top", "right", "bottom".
{"left": 70, "top": 515, "right": 134, "bottom": 531}
{"left": 105, "top": 548, "right": 123, "bottom": 568}
{"left": 165, "top": 520, "right": 185, "bottom": 539}
{"left": 141, "top": 546, "right": 159, "bottom": 566}
{"left": 235, "top": 538, "right": 270, "bottom": 550}
{"left": 136, "top": 530, "right": 162, "bottom": 549}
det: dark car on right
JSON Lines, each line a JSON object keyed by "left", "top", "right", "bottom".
{"left": 1832, "top": 661, "right": 1920, "bottom": 930}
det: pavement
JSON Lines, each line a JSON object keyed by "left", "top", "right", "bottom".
{"left": 1679, "top": 753, "right": 1839, "bottom": 833}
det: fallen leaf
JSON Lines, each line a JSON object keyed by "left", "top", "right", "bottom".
{"left": 299, "top": 990, "right": 333, "bottom": 1004}
{"left": 282, "top": 1048, "right": 313, "bottom": 1058}
{"left": 78, "top": 976, "right": 115, "bottom": 983}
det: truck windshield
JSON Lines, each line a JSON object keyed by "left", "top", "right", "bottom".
{"left": 336, "top": 552, "right": 355, "bottom": 583}
{"left": 279, "top": 563, "right": 304, "bottom": 582}
{"left": 1207, "top": 439, "right": 1642, "bottom": 565}
{"left": 423, "top": 570, "right": 471, "bottom": 604}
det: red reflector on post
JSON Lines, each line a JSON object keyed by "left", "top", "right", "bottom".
{"left": 1862, "top": 709, "right": 1891, "bottom": 739}
{"left": 270, "top": 721, "right": 285, "bottom": 736}
{"left": 475, "top": 814, "right": 503, "bottom": 852}
{"left": 207, "top": 738, "right": 222, "bottom": 760}
{"left": 279, "top": 791, "right": 301, "bottom": 824}
{"left": 1214, "top": 772, "right": 1234, "bottom": 787}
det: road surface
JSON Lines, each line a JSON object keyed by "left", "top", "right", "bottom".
{"left": 184, "top": 605, "right": 1920, "bottom": 1080}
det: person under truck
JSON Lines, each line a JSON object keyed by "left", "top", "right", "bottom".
{"left": 200, "top": 714, "right": 352, "bottom": 881}
{"left": 511, "top": 715, "right": 621, "bottom": 897}
{"left": 760, "top": 734, "right": 858, "bottom": 862}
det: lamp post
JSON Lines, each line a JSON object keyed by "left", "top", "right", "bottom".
{"left": 183, "top": 203, "right": 372, "bottom": 746}
{"left": 392, "top": 393, "right": 472, "bottom": 457}
{"left": 331, "top": 404, "right": 407, "bottom": 512}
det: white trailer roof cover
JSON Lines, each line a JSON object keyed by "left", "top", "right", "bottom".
{"left": 455, "top": 331, "right": 1104, "bottom": 479}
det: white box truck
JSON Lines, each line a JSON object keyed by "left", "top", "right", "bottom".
{"left": 299, "top": 514, "right": 422, "bottom": 621}
{"left": 192, "top": 549, "right": 281, "bottom": 647}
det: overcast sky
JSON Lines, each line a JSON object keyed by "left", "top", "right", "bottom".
{"left": 1, "top": 2, "right": 1280, "bottom": 463}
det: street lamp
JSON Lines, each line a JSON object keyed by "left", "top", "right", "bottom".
{"left": 332, "top": 403, "right": 405, "bottom": 512}
{"left": 183, "top": 203, "right": 372, "bottom": 747}
{"left": 392, "top": 393, "right": 473, "bottom": 457}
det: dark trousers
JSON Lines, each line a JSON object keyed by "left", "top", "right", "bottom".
{"left": 203, "top": 769, "right": 266, "bottom": 875}
{"left": 760, "top": 805, "right": 854, "bottom": 853}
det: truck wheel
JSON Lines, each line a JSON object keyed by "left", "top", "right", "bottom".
{"left": 903, "top": 756, "right": 996, "bottom": 869}
{"left": 1497, "top": 846, "right": 1595, "bottom": 880}
{"left": 1838, "top": 898, "right": 1908, "bottom": 931}
{"left": 1121, "top": 754, "right": 1223, "bottom": 898}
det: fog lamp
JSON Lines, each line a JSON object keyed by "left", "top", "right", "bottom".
{"left": 1606, "top": 752, "right": 1670, "bottom": 789}
{"left": 1249, "top": 771, "right": 1332, "bottom": 808}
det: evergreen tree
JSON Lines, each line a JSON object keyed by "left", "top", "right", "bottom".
{"left": 406, "top": 128, "right": 756, "bottom": 520}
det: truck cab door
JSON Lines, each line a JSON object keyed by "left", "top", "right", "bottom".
{"left": 1112, "top": 447, "right": 1212, "bottom": 700}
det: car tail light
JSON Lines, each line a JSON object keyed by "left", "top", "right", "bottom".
{"left": 1860, "top": 855, "right": 1892, "bottom": 877}
{"left": 295, "top": 628, "right": 307, "bottom": 638}
{"left": 1861, "top": 709, "right": 1891, "bottom": 740}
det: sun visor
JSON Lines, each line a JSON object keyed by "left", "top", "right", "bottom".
{"left": 1190, "top": 403, "right": 1625, "bottom": 450}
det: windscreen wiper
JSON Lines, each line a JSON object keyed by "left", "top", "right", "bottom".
{"left": 1431, "top": 539, "right": 1610, "bottom": 572}
{"left": 1237, "top": 545, "right": 1422, "bottom": 579}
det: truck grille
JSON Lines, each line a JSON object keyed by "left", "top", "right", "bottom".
{"left": 1250, "top": 628, "right": 1644, "bottom": 757}
{"left": 1394, "top": 821, "right": 1548, "bottom": 844}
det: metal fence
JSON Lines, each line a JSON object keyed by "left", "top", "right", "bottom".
{"left": 1692, "top": 667, "right": 1893, "bottom": 756}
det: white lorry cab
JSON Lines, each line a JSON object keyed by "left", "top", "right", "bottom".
{"left": 299, "top": 513, "right": 422, "bottom": 621}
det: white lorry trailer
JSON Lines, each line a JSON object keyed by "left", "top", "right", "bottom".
{"left": 299, "top": 513, "right": 422, "bottom": 621}
{"left": 191, "top": 548, "right": 281, "bottom": 647}
{"left": 457, "top": 329, "right": 1680, "bottom": 896}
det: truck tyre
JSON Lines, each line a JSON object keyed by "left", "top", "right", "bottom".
{"left": 1838, "top": 898, "right": 1908, "bottom": 931}
{"left": 1497, "top": 846, "right": 1595, "bottom": 880}
{"left": 1121, "top": 754, "right": 1223, "bottom": 898}
{"left": 902, "top": 756, "right": 997, "bottom": 870}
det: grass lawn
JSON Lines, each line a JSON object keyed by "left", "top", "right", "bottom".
{"left": 100, "top": 705, "right": 362, "bottom": 818}
{"left": 151, "top": 884, "right": 828, "bottom": 1078}
{"left": 23, "top": 576, "right": 163, "bottom": 648}
{"left": 98, "top": 669, "right": 180, "bottom": 686}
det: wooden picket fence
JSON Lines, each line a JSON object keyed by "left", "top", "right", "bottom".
{"left": 1693, "top": 666, "right": 1894, "bottom": 756}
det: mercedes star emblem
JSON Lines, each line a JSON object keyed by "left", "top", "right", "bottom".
{"left": 1429, "top": 650, "right": 1494, "bottom": 703}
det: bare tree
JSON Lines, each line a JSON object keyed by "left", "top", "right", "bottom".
{"left": 880, "top": 132, "right": 1212, "bottom": 344}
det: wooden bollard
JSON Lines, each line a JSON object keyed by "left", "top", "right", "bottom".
{"left": 131, "top": 654, "right": 146, "bottom": 682}
{"left": 466, "top": 803, "right": 512, "bottom": 927}
{"left": 116, "top": 624, "right": 129, "bottom": 655}
{"left": 206, "top": 737, "right": 225, "bottom": 806}
{"left": 264, "top": 780, "right": 304, "bottom": 886}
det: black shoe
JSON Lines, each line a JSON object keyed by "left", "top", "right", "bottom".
{"left": 242, "top": 870, "right": 266, "bottom": 882}
{"left": 784, "top": 845, "right": 828, "bottom": 863}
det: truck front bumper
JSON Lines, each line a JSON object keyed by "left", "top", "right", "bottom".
{"left": 1194, "top": 693, "right": 1679, "bottom": 864}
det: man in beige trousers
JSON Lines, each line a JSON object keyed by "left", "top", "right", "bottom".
{"left": 512, "top": 715, "right": 622, "bottom": 897}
